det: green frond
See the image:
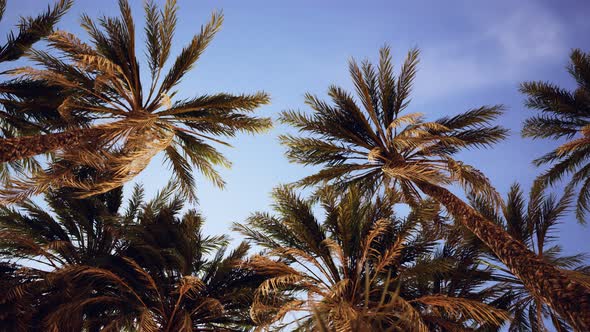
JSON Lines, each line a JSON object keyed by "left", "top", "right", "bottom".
{"left": 504, "top": 183, "right": 530, "bottom": 243}
{"left": 0, "top": 0, "right": 73, "bottom": 62}
{"left": 394, "top": 47, "right": 420, "bottom": 114}
{"left": 162, "top": 92, "right": 270, "bottom": 116}
{"left": 520, "top": 81, "right": 580, "bottom": 117}
{"left": 159, "top": 10, "right": 223, "bottom": 93}
{"left": 522, "top": 115, "right": 584, "bottom": 140}
{"left": 437, "top": 105, "right": 505, "bottom": 130}
{"left": 535, "top": 145, "right": 590, "bottom": 185}
{"left": 279, "top": 135, "right": 359, "bottom": 166}
{"left": 378, "top": 45, "right": 396, "bottom": 125}
{"left": 568, "top": 49, "right": 590, "bottom": 92}
{"left": 163, "top": 145, "right": 196, "bottom": 203}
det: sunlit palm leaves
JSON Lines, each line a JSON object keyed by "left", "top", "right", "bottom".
{"left": 234, "top": 185, "right": 509, "bottom": 331}
{"left": 521, "top": 48, "right": 590, "bottom": 223}
{"left": 0, "top": 0, "right": 271, "bottom": 203}
{"left": 280, "top": 46, "right": 507, "bottom": 204}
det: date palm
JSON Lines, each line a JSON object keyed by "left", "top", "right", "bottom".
{"left": 98, "top": 183, "right": 265, "bottom": 331}
{"left": 521, "top": 49, "right": 590, "bottom": 224}
{"left": 280, "top": 46, "right": 590, "bottom": 329}
{"left": 0, "top": 0, "right": 73, "bottom": 184}
{"left": 470, "top": 183, "right": 590, "bottom": 331}
{"left": 0, "top": 180, "right": 126, "bottom": 331}
{"left": 0, "top": 0, "right": 271, "bottom": 203}
{"left": 0, "top": 182, "right": 266, "bottom": 331}
{"left": 234, "top": 185, "right": 509, "bottom": 331}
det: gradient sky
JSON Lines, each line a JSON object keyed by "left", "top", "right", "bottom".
{"left": 2, "top": 0, "right": 590, "bottom": 257}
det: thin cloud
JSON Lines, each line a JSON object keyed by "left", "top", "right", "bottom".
{"left": 414, "top": 0, "right": 568, "bottom": 102}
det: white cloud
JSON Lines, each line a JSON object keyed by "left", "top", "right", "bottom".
{"left": 413, "top": 0, "right": 568, "bottom": 102}
{"left": 486, "top": 4, "right": 565, "bottom": 62}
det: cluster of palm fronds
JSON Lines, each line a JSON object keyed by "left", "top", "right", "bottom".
{"left": 0, "top": 0, "right": 590, "bottom": 331}
{"left": 0, "top": 0, "right": 270, "bottom": 203}
{"left": 1, "top": 177, "right": 587, "bottom": 331}
{"left": 0, "top": 180, "right": 265, "bottom": 331}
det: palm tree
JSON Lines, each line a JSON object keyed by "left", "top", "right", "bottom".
{"left": 0, "top": 179, "right": 125, "bottom": 331}
{"left": 0, "top": 0, "right": 271, "bottom": 203}
{"left": 279, "top": 46, "right": 590, "bottom": 329}
{"left": 0, "top": 262, "right": 42, "bottom": 332}
{"left": 0, "top": 0, "right": 73, "bottom": 184}
{"left": 234, "top": 185, "right": 509, "bottom": 331}
{"left": 0, "top": 182, "right": 266, "bottom": 331}
{"left": 469, "top": 183, "right": 590, "bottom": 331}
{"left": 520, "top": 49, "right": 590, "bottom": 224}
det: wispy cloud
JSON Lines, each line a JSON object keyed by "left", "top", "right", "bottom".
{"left": 414, "top": 0, "right": 568, "bottom": 102}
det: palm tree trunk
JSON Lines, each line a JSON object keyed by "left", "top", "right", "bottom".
{"left": 416, "top": 181, "right": 590, "bottom": 330}
{"left": 0, "top": 127, "right": 104, "bottom": 163}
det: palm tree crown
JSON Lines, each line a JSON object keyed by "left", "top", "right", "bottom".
{"left": 234, "top": 186, "right": 509, "bottom": 331}
{"left": 0, "top": 0, "right": 73, "bottom": 185}
{"left": 0, "top": 182, "right": 266, "bottom": 331}
{"left": 521, "top": 48, "right": 590, "bottom": 223}
{"left": 0, "top": 0, "right": 271, "bottom": 203}
{"left": 280, "top": 46, "right": 507, "bottom": 203}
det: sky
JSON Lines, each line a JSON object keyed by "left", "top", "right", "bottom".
{"left": 2, "top": 0, "right": 590, "bottom": 258}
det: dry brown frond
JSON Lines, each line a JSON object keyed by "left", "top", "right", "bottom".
{"left": 412, "top": 295, "right": 510, "bottom": 326}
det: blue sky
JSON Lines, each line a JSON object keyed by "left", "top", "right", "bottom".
{"left": 2, "top": 0, "right": 590, "bottom": 256}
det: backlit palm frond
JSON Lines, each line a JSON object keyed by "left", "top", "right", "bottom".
{"left": 411, "top": 295, "right": 510, "bottom": 327}
{"left": 0, "top": 0, "right": 72, "bottom": 63}
{"left": 522, "top": 48, "right": 590, "bottom": 223}
{"left": 158, "top": 10, "right": 223, "bottom": 95}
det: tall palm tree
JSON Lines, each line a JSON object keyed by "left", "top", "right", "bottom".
{"left": 0, "top": 0, "right": 271, "bottom": 203}
{"left": 279, "top": 46, "right": 590, "bottom": 329}
{"left": 520, "top": 49, "right": 590, "bottom": 224}
{"left": 0, "top": 0, "right": 73, "bottom": 184}
{"left": 469, "top": 183, "right": 590, "bottom": 331}
{"left": 234, "top": 185, "right": 509, "bottom": 331}
{"left": 0, "top": 182, "right": 266, "bottom": 331}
